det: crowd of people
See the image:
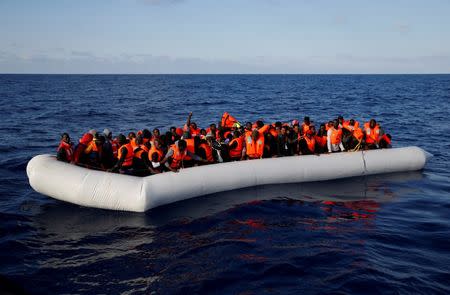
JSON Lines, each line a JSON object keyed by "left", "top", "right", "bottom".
{"left": 56, "top": 112, "right": 392, "bottom": 176}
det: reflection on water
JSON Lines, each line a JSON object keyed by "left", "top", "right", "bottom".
{"left": 7, "top": 172, "right": 425, "bottom": 294}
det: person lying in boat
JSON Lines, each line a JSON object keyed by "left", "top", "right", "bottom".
{"left": 56, "top": 133, "right": 73, "bottom": 163}
{"left": 160, "top": 139, "right": 208, "bottom": 172}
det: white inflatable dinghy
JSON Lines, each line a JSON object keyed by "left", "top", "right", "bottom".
{"left": 27, "top": 146, "right": 431, "bottom": 212}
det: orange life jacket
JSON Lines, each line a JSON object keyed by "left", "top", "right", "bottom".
{"left": 221, "top": 112, "right": 239, "bottom": 128}
{"left": 199, "top": 143, "right": 214, "bottom": 163}
{"left": 133, "top": 145, "right": 147, "bottom": 160}
{"left": 364, "top": 122, "right": 381, "bottom": 144}
{"left": 269, "top": 128, "right": 278, "bottom": 138}
{"left": 330, "top": 128, "right": 342, "bottom": 145}
{"left": 229, "top": 137, "right": 244, "bottom": 159}
{"left": 245, "top": 133, "right": 264, "bottom": 159}
{"left": 353, "top": 127, "right": 364, "bottom": 141}
{"left": 315, "top": 135, "right": 327, "bottom": 147}
{"left": 57, "top": 141, "right": 73, "bottom": 162}
{"left": 148, "top": 145, "right": 164, "bottom": 162}
{"left": 301, "top": 123, "right": 311, "bottom": 135}
{"left": 86, "top": 140, "right": 100, "bottom": 153}
{"left": 130, "top": 138, "right": 138, "bottom": 149}
{"left": 304, "top": 136, "right": 316, "bottom": 153}
{"left": 343, "top": 120, "right": 360, "bottom": 130}
{"left": 170, "top": 144, "right": 188, "bottom": 169}
{"left": 183, "top": 138, "right": 195, "bottom": 160}
{"left": 118, "top": 143, "right": 134, "bottom": 167}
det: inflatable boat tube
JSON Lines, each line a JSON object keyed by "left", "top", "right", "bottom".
{"left": 27, "top": 146, "right": 431, "bottom": 212}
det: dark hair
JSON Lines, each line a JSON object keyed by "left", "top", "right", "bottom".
{"left": 142, "top": 129, "right": 152, "bottom": 139}
{"left": 178, "top": 139, "right": 187, "bottom": 149}
{"left": 117, "top": 134, "right": 127, "bottom": 144}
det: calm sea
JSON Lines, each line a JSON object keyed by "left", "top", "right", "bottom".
{"left": 1, "top": 74, "right": 449, "bottom": 294}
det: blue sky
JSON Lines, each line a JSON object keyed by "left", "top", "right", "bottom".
{"left": 1, "top": 0, "right": 449, "bottom": 73}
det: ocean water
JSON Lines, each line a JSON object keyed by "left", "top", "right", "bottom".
{"left": 0, "top": 74, "right": 449, "bottom": 294}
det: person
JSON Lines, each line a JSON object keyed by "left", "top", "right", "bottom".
{"left": 327, "top": 120, "right": 345, "bottom": 153}
{"left": 301, "top": 116, "right": 312, "bottom": 136}
{"left": 244, "top": 129, "right": 265, "bottom": 159}
{"left": 228, "top": 130, "right": 245, "bottom": 160}
{"left": 109, "top": 134, "right": 134, "bottom": 173}
{"left": 142, "top": 129, "right": 152, "bottom": 145}
{"left": 128, "top": 132, "right": 137, "bottom": 149}
{"left": 184, "top": 112, "right": 201, "bottom": 137}
{"left": 132, "top": 135, "right": 159, "bottom": 176}
{"left": 299, "top": 127, "right": 317, "bottom": 155}
{"left": 148, "top": 138, "right": 165, "bottom": 172}
{"left": 160, "top": 139, "right": 207, "bottom": 172}
{"left": 73, "top": 132, "right": 94, "bottom": 165}
{"left": 276, "top": 125, "right": 291, "bottom": 156}
{"left": 342, "top": 119, "right": 364, "bottom": 150}
{"left": 315, "top": 124, "right": 328, "bottom": 153}
{"left": 364, "top": 119, "right": 381, "bottom": 149}
{"left": 152, "top": 128, "right": 160, "bottom": 143}
{"left": 84, "top": 133, "right": 105, "bottom": 168}
{"left": 56, "top": 133, "right": 73, "bottom": 163}
{"left": 379, "top": 133, "right": 392, "bottom": 149}
{"left": 102, "top": 128, "right": 116, "bottom": 169}
{"left": 198, "top": 137, "right": 215, "bottom": 164}
{"left": 288, "top": 124, "right": 301, "bottom": 154}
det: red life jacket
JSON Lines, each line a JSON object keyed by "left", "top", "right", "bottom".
{"left": 111, "top": 139, "right": 119, "bottom": 158}
{"left": 57, "top": 141, "right": 73, "bottom": 162}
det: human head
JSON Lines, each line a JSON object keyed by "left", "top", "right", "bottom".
{"left": 349, "top": 119, "right": 355, "bottom": 126}
{"left": 333, "top": 119, "right": 339, "bottom": 129}
{"left": 292, "top": 119, "right": 299, "bottom": 127}
{"left": 304, "top": 116, "right": 310, "bottom": 125}
{"left": 369, "top": 119, "right": 377, "bottom": 128}
{"left": 309, "top": 125, "right": 316, "bottom": 135}
{"left": 233, "top": 130, "right": 241, "bottom": 138}
{"left": 200, "top": 129, "right": 207, "bottom": 137}
{"left": 153, "top": 128, "right": 160, "bottom": 137}
{"left": 61, "top": 132, "right": 70, "bottom": 143}
{"left": 178, "top": 139, "right": 187, "bottom": 152}
{"left": 117, "top": 134, "right": 127, "bottom": 146}
{"left": 135, "top": 135, "right": 143, "bottom": 146}
{"left": 142, "top": 129, "right": 152, "bottom": 140}
{"left": 128, "top": 132, "right": 136, "bottom": 140}
{"left": 170, "top": 126, "right": 177, "bottom": 134}
{"left": 255, "top": 120, "right": 264, "bottom": 129}
{"left": 209, "top": 123, "right": 217, "bottom": 132}
{"left": 338, "top": 115, "right": 344, "bottom": 124}
{"left": 153, "top": 138, "right": 161, "bottom": 149}
{"left": 190, "top": 122, "right": 197, "bottom": 130}
{"left": 245, "top": 122, "right": 252, "bottom": 130}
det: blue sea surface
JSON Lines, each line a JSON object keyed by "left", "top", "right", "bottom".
{"left": 0, "top": 74, "right": 449, "bottom": 294}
